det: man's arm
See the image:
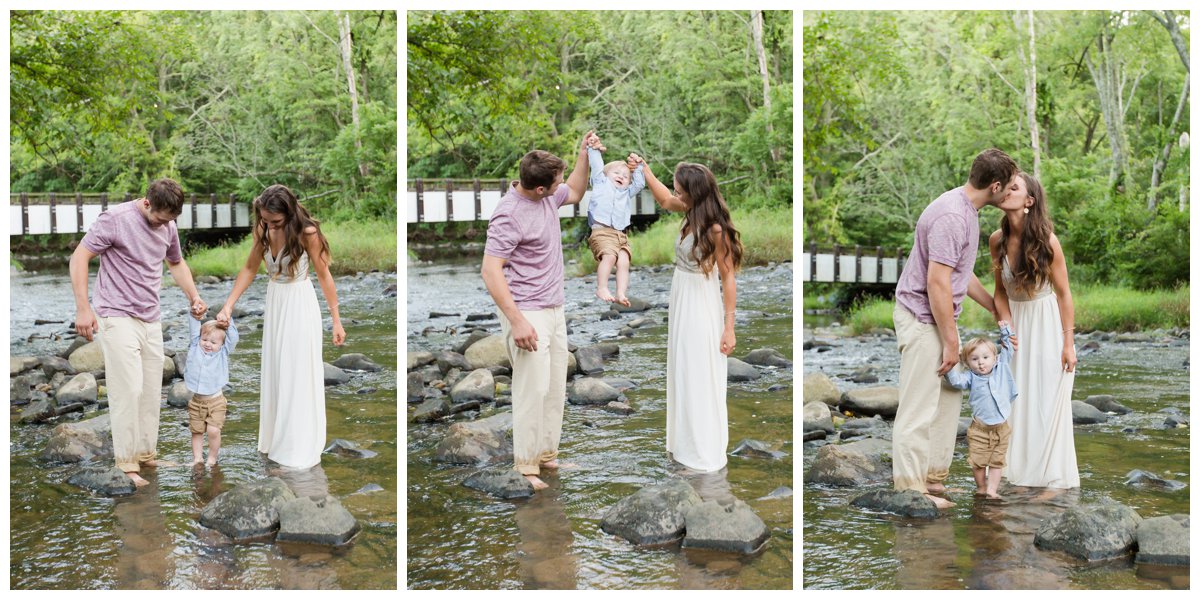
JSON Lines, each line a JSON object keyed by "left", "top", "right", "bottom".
{"left": 167, "top": 258, "right": 205, "bottom": 318}
{"left": 927, "top": 261, "right": 959, "bottom": 376}
{"left": 481, "top": 255, "right": 538, "bottom": 352}
{"left": 563, "top": 131, "right": 593, "bottom": 206}
{"left": 69, "top": 245, "right": 99, "bottom": 341}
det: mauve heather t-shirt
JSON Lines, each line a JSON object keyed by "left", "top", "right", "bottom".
{"left": 895, "top": 186, "right": 980, "bottom": 324}
{"left": 81, "top": 201, "right": 183, "bottom": 322}
{"left": 484, "top": 182, "right": 570, "bottom": 310}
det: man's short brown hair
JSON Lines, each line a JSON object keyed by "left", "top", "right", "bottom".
{"left": 519, "top": 150, "right": 566, "bottom": 189}
{"left": 968, "top": 149, "right": 1019, "bottom": 191}
{"left": 146, "top": 178, "right": 185, "bottom": 216}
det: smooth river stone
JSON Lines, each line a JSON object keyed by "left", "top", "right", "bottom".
{"left": 199, "top": 477, "right": 296, "bottom": 541}
{"left": 600, "top": 479, "right": 701, "bottom": 545}
{"left": 1034, "top": 500, "right": 1142, "bottom": 560}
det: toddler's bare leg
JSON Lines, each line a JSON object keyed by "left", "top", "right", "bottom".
{"left": 595, "top": 254, "right": 617, "bottom": 303}
{"left": 206, "top": 425, "right": 221, "bottom": 467}
{"left": 985, "top": 467, "right": 1003, "bottom": 499}
{"left": 191, "top": 433, "right": 204, "bottom": 465}
{"left": 615, "top": 250, "right": 631, "bottom": 307}
{"left": 972, "top": 466, "right": 987, "bottom": 496}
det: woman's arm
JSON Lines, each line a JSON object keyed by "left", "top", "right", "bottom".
{"left": 988, "top": 231, "right": 1013, "bottom": 323}
{"left": 712, "top": 224, "right": 737, "bottom": 356}
{"left": 641, "top": 163, "right": 688, "bottom": 212}
{"left": 217, "top": 235, "right": 264, "bottom": 324}
{"left": 307, "top": 227, "right": 346, "bottom": 346}
{"left": 1048, "top": 233, "right": 1076, "bottom": 372}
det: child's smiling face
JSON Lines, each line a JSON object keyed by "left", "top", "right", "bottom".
{"left": 200, "top": 328, "right": 226, "bottom": 353}
{"left": 606, "top": 164, "right": 632, "bottom": 189}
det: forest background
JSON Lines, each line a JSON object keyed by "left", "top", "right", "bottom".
{"left": 804, "top": 10, "right": 1190, "bottom": 330}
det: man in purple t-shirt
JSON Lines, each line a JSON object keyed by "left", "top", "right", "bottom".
{"left": 892, "top": 149, "right": 1019, "bottom": 509}
{"left": 70, "top": 178, "right": 207, "bottom": 487}
{"left": 481, "top": 132, "right": 592, "bottom": 491}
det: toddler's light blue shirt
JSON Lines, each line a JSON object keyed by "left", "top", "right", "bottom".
{"left": 185, "top": 314, "right": 238, "bottom": 396}
{"left": 944, "top": 323, "right": 1017, "bottom": 425}
{"left": 586, "top": 147, "right": 645, "bottom": 231}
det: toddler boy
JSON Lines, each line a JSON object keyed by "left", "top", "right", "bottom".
{"left": 186, "top": 312, "right": 238, "bottom": 466}
{"left": 586, "top": 135, "right": 645, "bottom": 306}
{"left": 944, "top": 321, "right": 1017, "bottom": 499}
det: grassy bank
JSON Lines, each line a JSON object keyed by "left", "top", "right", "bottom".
{"left": 837, "top": 284, "right": 1190, "bottom": 334}
{"left": 187, "top": 219, "right": 397, "bottom": 277}
{"left": 568, "top": 206, "right": 793, "bottom": 276}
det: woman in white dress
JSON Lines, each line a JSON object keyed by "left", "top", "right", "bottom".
{"left": 988, "top": 172, "right": 1079, "bottom": 489}
{"left": 641, "top": 158, "right": 744, "bottom": 472}
{"left": 218, "top": 184, "right": 346, "bottom": 469}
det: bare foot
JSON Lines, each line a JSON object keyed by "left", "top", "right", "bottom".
{"left": 974, "top": 489, "right": 988, "bottom": 497}
{"left": 540, "top": 460, "right": 577, "bottom": 469}
{"left": 615, "top": 295, "right": 631, "bottom": 307}
{"left": 986, "top": 493, "right": 1002, "bottom": 500}
{"left": 125, "top": 472, "right": 149, "bottom": 487}
{"left": 596, "top": 288, "right": 616, "bottom": 303}
{"left": 524, "top": 475, "right": 548, "bottom": 490}
{"left": 925, "top": 482, "right": 946, "bottom": 494}
{"left": 924, "top": 494, "right": 955, "bottom": 509}
{"left": 142, "top": 459, "right": 178, "bottom": 468}
{"left": 192, "top": 459, "right": 204, "bottom": 466}
{"left": 205, "top": 459, "right": 218, "bottom": 467}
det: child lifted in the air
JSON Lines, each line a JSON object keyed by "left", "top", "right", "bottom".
{"left": 585, "top": 133, "right": 645, "bottom": 307}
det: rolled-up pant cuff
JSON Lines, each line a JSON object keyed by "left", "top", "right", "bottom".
{"left": 515, "top": 464, "right": 541, "bottom": 476}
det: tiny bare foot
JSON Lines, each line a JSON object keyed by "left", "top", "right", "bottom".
{"left": 974, "top": 489, "right": 988, "bottom": 497}
{"left": 192, "top": 459, "right": 204, "bottom": 466}
{"left": 616, "top": 295, "right": 631, "bottom": 307}
{"left": 206, "top": 459, "right": 218, "bottom": 467}
{"left": 986, "top": 493, "right": 1002, "bottom": 500}
{"left": 925, "top": 494, "right": 955, "bottom": 509}
{"left": 126, "top": 472, "right": 149, "bottom": 487}
{"left": 925, "top": 482, "right": 946, "bottom": 494}
{"left": 524, "top": 475, "right": 548, "bottom": 490}
{"left": 596, "top": 288, "right": 616, "bottom": 303}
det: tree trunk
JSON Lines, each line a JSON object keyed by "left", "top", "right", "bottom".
{"left": 1085, "top": 19, "right": 1135, "bottom": 192}
{"left": 751, "top": 10, "right": 778, "bottom": 163}
{"left": 1014, "top": 11, "right": 1041, "bottom": 179}
{"left": 1149, "top": 72, "right": 1189, "bottom": 210}
{"left": 1152, "top": 10, "right": 1189, "bottom": 74}
{"left": 336, "top": 11, "right": 367, "bottom": 178}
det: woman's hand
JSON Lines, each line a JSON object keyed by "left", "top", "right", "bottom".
{"left": 1062, "top": 344, "right": 1077, "bottom": 372}
{"left": 332, "top": 320, "right": 346, "bottom": 346}
{"left": 720, "top": 328, "right": 736, "bottom": 356}
{"left": 215, "top": 306, "right": 232, "bottom": 327}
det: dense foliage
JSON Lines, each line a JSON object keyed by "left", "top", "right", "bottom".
{"left": 408, "top": 10, "right": 793, "bottom": 209}
{"left": 804, "top": 11, "right": 1190, "bottom": 289}
{"left": 10, "top": 10, "right": 397, "bottom": 218}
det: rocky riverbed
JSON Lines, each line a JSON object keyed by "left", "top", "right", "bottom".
{"left": 407, "top": 258, "right": 795, "bottom": 589}
{"left": 802, "top": 317, "right": 1190, "bottom": 590}
{"left": 10, "top": 268, "right": 398, "bottom": 590}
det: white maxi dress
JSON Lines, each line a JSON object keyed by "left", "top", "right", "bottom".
{"left": 665, "top": 232, "right": 729, "bottom": 472}
{"left": 1003, "top": 256, "right": 1079, "bottom": 488}
{"left": 259, "top": 247, "right": 326, "bottom": 469}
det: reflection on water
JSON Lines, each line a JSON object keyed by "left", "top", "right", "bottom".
{"left": 114, "top": 476, "right": 172, "bottom": 589}
{"left": 514, "top": 481, "right": 579, "bottom": 590}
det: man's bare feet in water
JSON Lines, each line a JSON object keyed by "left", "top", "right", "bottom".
{"left": 126, "top": 471, "right": 150, "bottom": 487}
{"left": 540, "top": 460, "right": 577, "bottom": 469}
{"left": 925, "top": 482, "right": 946, "bottom": 494}
{"left": 142, "top": 459, "right": 178, "bottom": 468}
{"left": 925, "top": 493, "right": 955, "bottom": 509}
{"left": 524, "top": 474, "right": 549, "bottom": 490}
{"left": 596, "top": 288, "right": 616, "bottom": 303}
{"left": 614, "top": 295, "right": 631, "bottom": 307}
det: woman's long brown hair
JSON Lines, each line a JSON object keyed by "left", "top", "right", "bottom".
{"left": 674, "top": 162, "right": 744, "bottom": 276}
{"left": 254, "top": 184, "right": 331, "bottom": 280}
{"left": 998, "top": 172, "right": 1054, "bottom": 295}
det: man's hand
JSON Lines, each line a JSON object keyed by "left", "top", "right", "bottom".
{"left": 75, "top": 309, "right": 98, "bottom": 341}
{"left": 937, "top": 344, "right": 959, "bottom": 376}
{"left": 190, "top": 297, "right": 207, "bottom": 319}
{"left": 585, "top": 130, "right": 605, "bottom": 152}
{"left": 511, "top": 317, "right": 539, "bottom": 352}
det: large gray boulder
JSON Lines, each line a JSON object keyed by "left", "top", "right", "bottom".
{"left": 435, "top": 351, "right": 472, "bottom": 375}
{"left": 1125, "top": 469, "right": 1187, "bottom": 492}
{"left": 406, "top": 371, "right": 425, "bottom": 403}
{"left": 455, "top": 330, "right": 491, "bottom": 355}
{"left": 806, "top": 438, "right": 892, "bottom": 487}
{"left": 276, "top": 495, "right": 360, "bottom": 546}
{"left": 1084, "top": 394, "right": 1132, "bottom": 415}
{"left": 68, "top": 342, "right": 105, "bottom": 373}
{"left": 730, "top": 439, "right": 788, "bottom": 460}
{"left": 40, "top": 356, "right": 76, "bottom": 378}
{"left": 839, "top": 386, "right": 900, "bottom": 419}
{"left": 463, "top": 467, "right": 535, "bottom": 499}
{"left": 323, "top": 363, "right": 352, "bottom": 386}
{"left": 199, "top": 477, "right": 297, "bottom": 541}
{"left": 1071, "top": 401, "right": 1109, "bottom": 425}
{"left": 1034, "top": 501, "right": 1142, "bottom": 560}
{"left": 600, "top": 479, "right": 702, "bottom": 545}
{"left": 850, "top": 489, "right": 938, "bottom": 519}
{"left": 803, "top": 401, "right": 834, "bottom": 435}
{"left": 742, "top": 348, "right": 792, "bottom": 368}
{"left": 160, "top": 357, "right": 177, "bottom": 383}
{"left": 323, "top": 438, "right": 378, "bottom": 459}
{"left": 727, "top": 357, "right": 761, "bottom": 382}
{"left": 450, "top": 368, "right": 495, "bottom": 404}
{"left": 18, "top": 399, "right": 57, "bottom": 424}
{"left": 67, "top": 465, "right": 136, "bottom": 497}
{"left": 11, "top": 356, "right": 40, "bottom": 375}
{"left": 1135, "top": 514, "right": 1189, "bottom": 566}
{"left": 575, "top": 346, "right": 606, "bottom": 376}
{"left": 681, "top": 499, "right": 770, "bottom": 554}
{"left": 407, "top": 351, "right": 436, "bottom": 371}
{"left": 333, "top": 353, "right": 382, "bottom": 372}
{"left": 568, "top": 377, "right": 622, "bottom": 405}
{"left": 801, "top": 372, "right": 840, "bottom": 405}
{"left": 465, "top": 335, "right": 511, "bottom": 370}
{"left": 434, "top": 411, "right": 513, "bottom": 465}
{"left": 412, "top": 396, "right": 452, "bottom": 423}
{"left": 166, "top": 381, "right": 192, "bottom": 408}
{"left": 42, "top": 413, "right": 113, "bottom": 462}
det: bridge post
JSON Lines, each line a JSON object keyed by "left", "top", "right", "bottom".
{"left": 473, "top": 179, "right": 482, "bottom": 221}
{"left": 189, "top": 193, "right": 197, "bottom": 230}
{"left": 876, "top": 246, "right": 884, "bottom": 283}
{"left": 49, "top": 193, "right": 57, "bottom": 234}
{"left": 100, "top": 193, "right": 108, "bottom": 212}
{"left": 229, "top": 194, "right": 236, "bottom": 228}
{"left": 20, "top": 193, "right": 29, "bottom": 235}
{"left": 854, "top": 244, "right": 862, "bottom": 282}
{"left": 415, "top": 179, "right": 424, "bottom": 223}
{"left": 76, "top": 193, "right": 84, "bottom": 234}
{"left": 445, "top": 179, "right": 453, "bottom": 222}
{"left": 808, "top": 242, "right": 817, "bottom": 282}
{"left": 832, "top": 244, "right": 841, "bottom": 282}
{"left": 210, "top": 194, "right": 217, "bottom": 228}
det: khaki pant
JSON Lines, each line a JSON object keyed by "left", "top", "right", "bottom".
{"left": 587, "top": 226, "right": 632, "bottom": 262}
{"left": 188, "top": 393, "right": 228, "bottom": 434}
{"left": 99, "top": 316, "right": 164, "bottom": 473}
{"left": 967, "top": 419, "right": 1011, "bottom": 469}
{"left": 892, "top": 304, "right": 961, "bottom": 492}
{"left": 500, "top": 306, "right": 568, "bottom": 476}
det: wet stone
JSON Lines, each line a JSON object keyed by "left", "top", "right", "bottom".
{"left": 1135, "top": 515, "right": 1190, "bottom": 566}
{"left": 67, "top": 465, "right": 137, "bottom": 497}
{"left": 435, "top": 351, "right": 472, "bottom": 375}
{"left": 1084, "top": 394, "right": 1132, "bottom": 415}
{"left": 462, "top": 467, "right": 535, "bottom": 499}
{"left": 850, "top": 489, "right": 938, "bottom": 519}
{"left": 730, "top": 439, "right": 788, "bottom": 459}
{"left": 1124, "top": 469, "right": 1186, "bottom": 492}
{"left": 1034, "top": 500, "right": 1142, "bottom": 560}
{"left": 412, "top": 397, "right": 451, "bottom": 423}
{"left": 276, "top": 495, "right": 360, "bottom": 547}
{"left": 568, "top": 377, "right": 622, "bottom": 405}
{"left": 323, "top": 438, "right": 378, "bottom": 459}
{"left": 1071, "top": 401, "right": 1109, "bottom": 425}
{"left": 199, "top": 477, "right": 297, "bottom": 541}
{"left": 42, "top": 413, "right": 113, "bottom": 463}
{"left": 322, "top": 363, "right": 352, "bottom": 386}
{"left": 742, "top": 348, "right": 792, "bottom": 368}
{"left": 602, "top": 401, "right": 635, "bottom": 415}
{"left": 332, "top": 353, "right": 382, "bottom": 372}
{"left": 166, "top": 381, "right": 191, "bottom": 408}
{"left": 600, "top": 479, "right": 702, "bottom": 545}
{"left": 839, "top": 386, "right": 899, "bottom": 419}
{"left": 727, "top": 358, "right": 760, "bottom": 382}
{"left": 681, "top": 499, "right": 770, "bottom": 554}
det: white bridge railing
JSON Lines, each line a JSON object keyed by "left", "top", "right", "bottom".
{"left": 406, "top": 179, "right": 659, "bottom": 223}
{"left": 802, "top": 244, "right": 908, "bottom": 284}
{"left": 10, "top": 193, "right": 252, "bottom": 236}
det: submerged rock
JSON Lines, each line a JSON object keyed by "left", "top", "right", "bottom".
{"left": 199, "top": 477, "right": 297, "bottom": 541}
{"left": 462, "top": 467, "right": 535, "bottom": 499}
{"left": 42, "top": 413, "right": 113, "bottom": 463}
{"left": 681, "top": 499, "right": 770, "bottom": 554}
{"left": 434, "top": 411, "right": 513, "bottom": 465}
{"left": 1034, "top": 500, "right": 1142, "bottom": 560}
{"left": 322, "top": 363, "right": 352, "bottom": 386}
{"left": 67, "top": 465, "right": 136, "bottom": 497}
{"left": 1135, "top": 514, "right": 1190, "bottom": 566}
{"left": 850, "top": 489, "right": 938, "bottom": 519}
{"left": 1124, "top": 469, "right": 1187, "bottom": 492}
{"left": 742, "top": 348, "right": 792, "bottom": 368}
{"left": 806, "top": 438, "right": 892, "bottom": 487}
{"left": 333, "top": 353, "right": 382, "bottom": 372}
{"left": 730, "top": 439, "right": 788, "bottom": 460}
{"left": 323, "top": 439, "right": 378, "bottom": 459}
{"left": 276, "top": 495, "right": 360, "bottom": 546}
{"left": 1071, "top": 401, "right": 1109, "bottom": 425}
{"left": 727, "top": 357, "right": 761, "bottom": 382}
{"left": 600, "top": 479, "right": 702, "bottom": 545}
{"left": 1084, "top": 394, "right": 1132, "bottom": 415}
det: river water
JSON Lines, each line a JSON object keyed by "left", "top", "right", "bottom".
{"left": 801, "top": 315, "right": 1190, "bottom": 590}
{"left": 9, "top": 268, "right": 398, "bottom": 590}
{"left": 406, "top": 257, "right": 795, "bottom": 589}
